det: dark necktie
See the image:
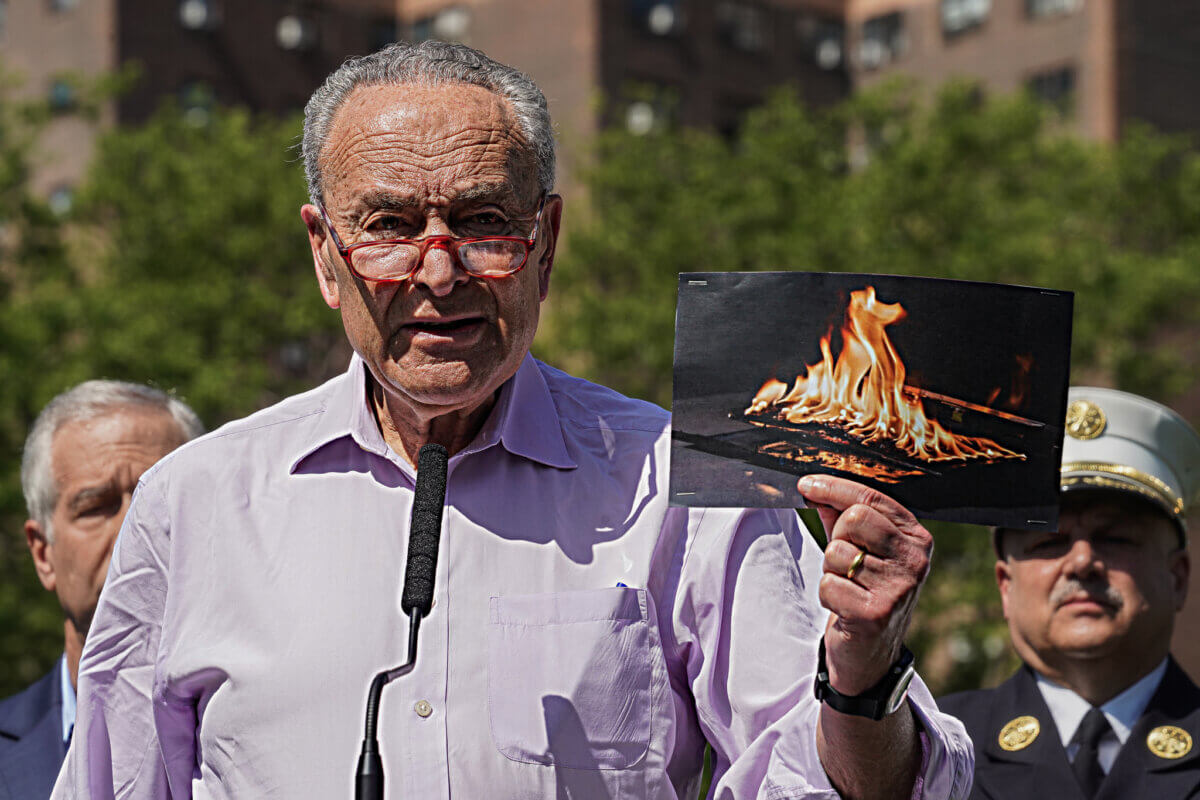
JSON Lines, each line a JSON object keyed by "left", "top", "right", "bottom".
{"left": 1071, "top": 707, "right": 1110, "bottom": 798}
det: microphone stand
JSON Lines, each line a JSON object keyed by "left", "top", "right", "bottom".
{"left": 355, "top": 609, "right": 422, "bottom": 800}
{"left": 354, "top": 443, "right": 448, "bottom": 800}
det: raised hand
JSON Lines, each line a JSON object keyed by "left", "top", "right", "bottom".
{"left": 798, "top": 475, "right": 933, "bottom": 697}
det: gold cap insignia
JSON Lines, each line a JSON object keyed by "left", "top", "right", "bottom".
{"left": 1147, "top": 726, "right": 1192, "bottom": 759}
{"left": 1066, "top": 400, "right": 1106, "bottom": 440}
{"left": 998, "top": 716, "right": 1041, "bottom": 751}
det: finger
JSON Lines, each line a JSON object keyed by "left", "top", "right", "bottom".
{"left": 797, "top": 475, "right": 919, "bottom": 532}
{"left": 823, "top": 538, "right": 872, "bottom": 581}
{"left": 828, "top": 503, "right": 903, "bottom": 560}
{"left": 819, "top": 568, "right": 916, "bottom": 634}
{"left": 837, "top": 505, "right": 934, "bottom": 586}
{"left": 818, "top": 571, "right": 877, "bottom": 625}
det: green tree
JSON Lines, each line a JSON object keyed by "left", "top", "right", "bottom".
{"left": 0, "top": 71, "right": 84, "bottom": 692}
{"left": 65, "top": 103, "right": 344, "bottom": 421}
{"left": 0, "top": 102, "right": 344, "bottom": 695}
{"left": 539, "top": 82, "right": 1200, "bottom": 694}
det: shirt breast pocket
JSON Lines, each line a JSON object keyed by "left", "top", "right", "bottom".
{"left": 487, "top": 587, "right": 652, "bottom": 771}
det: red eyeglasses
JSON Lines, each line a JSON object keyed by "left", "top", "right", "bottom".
{"left": 319, "top": 194, "right": 550, "bottom": 282}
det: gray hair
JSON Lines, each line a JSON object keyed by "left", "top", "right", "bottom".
{"left": 21, "top": 380, "right": 204, "bottom": 542}
{"left": 301, "top": 40, "right": 555, "bottom": 206}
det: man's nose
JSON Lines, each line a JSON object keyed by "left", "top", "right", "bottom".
{"left": 1063, "top": 537, "right": 1104, "bottom": 577}
{"left": 411, "top": 241, "right": 470, "bottom": 296}
{"left": 410, "top": 215, "right": 470, "bottom": 295}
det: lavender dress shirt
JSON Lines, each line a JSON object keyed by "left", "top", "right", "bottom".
{"left": 52, "top": 354, "right": 972, "bottom": 799}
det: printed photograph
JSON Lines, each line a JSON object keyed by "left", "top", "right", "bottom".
{"left": 670, "top": 272, "right": 1074, "bottom": 529}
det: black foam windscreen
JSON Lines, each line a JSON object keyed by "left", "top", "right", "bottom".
{"left": 400, "top": 444, "right": 448, "bottom": 617}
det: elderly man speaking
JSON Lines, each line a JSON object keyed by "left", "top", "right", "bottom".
{"left": 53, "top": 42, "right": 970, "bottom": 799}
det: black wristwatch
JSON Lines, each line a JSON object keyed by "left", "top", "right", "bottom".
{"left": 813, "top": 637, "right": 916, "bottom": 721}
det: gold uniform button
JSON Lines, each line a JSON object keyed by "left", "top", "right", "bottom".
{"left": 1147, "top": 725, "right": 1192, "bottom": 759}
{"left": 414, "top": 700, "right": 433, "bottom": 718}
{"left": 998, "top": 716, "right": 1040, "bottom": 751}
{"left": 1065, "top": 399, "right": 1106, "bottom": 440}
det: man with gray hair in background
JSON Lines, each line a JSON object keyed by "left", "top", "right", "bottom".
{"left": 54, "top": 41, "right": 971, "bottom": 799}
{"left": 0, "top": 381, "right": 201, "bottom": 800}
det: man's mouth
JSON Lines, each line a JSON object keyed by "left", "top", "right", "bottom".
{"left": 402, "top": 316, "right": 487, "bottom": 338}
{"left": 1056, "top": 592, "right": 1118, "bottom": 612}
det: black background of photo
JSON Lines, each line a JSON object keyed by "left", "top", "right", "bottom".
{"left": 674, "top": 272, "right": 1072, "bottom": 425}
{"left": 670, "top": 272, "right": 1074, "bottom": 528}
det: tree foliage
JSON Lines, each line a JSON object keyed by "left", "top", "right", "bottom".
{"left": 3, "top": 79, "right": 1200, "bottom": 697}
{"left": 0, "top": 74, "right": 79, "bottom": 693}
{"left": 540, "top": 81, "right": 1200, "bottom": 693}
{"left": 0, "top": 102, "right": 344, "bottom": 695}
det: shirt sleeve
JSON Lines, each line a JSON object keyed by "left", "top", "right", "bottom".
{"left": 51, "top": 472, "right": 194, "bottom": 799}
{"left": 654, "top": 506, "right": 974, "bottom": 799}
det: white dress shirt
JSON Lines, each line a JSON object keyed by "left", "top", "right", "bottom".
{"left": 1035, "top": 659, "right": 1168, "bottom": 773}
{"left": 58, "top": 655, "right": 75, "bottom": 745}
{"left": 52, "top": 355, "right": 973, "bottom": 799}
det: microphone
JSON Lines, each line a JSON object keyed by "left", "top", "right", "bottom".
{"left": 356, "top": 443, "right": 448, "bottom": 800}
{"left": 400, "top": 444, "right": 448, "bottom": 617}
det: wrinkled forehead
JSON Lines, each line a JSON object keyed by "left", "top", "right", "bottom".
{"left": 320, "top": 81, "right": 537, "bottom": 208}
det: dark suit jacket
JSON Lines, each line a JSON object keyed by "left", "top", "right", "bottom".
{"left": 0, "top": 662, "right": 67, "bottom": 800}
{"left": 941, "top": 659, "right": 1200, "bottom": 799}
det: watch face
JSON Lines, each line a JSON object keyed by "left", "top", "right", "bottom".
{"left": 884, "top": 665, "right": 917, "bottom": 716}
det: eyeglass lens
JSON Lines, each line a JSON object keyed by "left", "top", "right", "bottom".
{"left": 351, "top": 239, "right": 527, "bottom": 279}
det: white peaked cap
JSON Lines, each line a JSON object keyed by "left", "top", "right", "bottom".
{"left": 1061, "top": 386, "right": 1200, "bottom": 538}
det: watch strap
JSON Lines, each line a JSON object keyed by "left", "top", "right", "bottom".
{"left": 813, "top": 636, "right": 916, "bottom": 721}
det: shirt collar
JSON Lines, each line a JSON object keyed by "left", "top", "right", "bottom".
{"left": 289, "top": 352, "right": 576, "bottom": 473}
{"left": 458, "top": 353, "right": 576, "bottom": 469}
{"left": 288, "top": 354, "right": 387, "bottom": 474}
{"left": 60, "top": 655, "right": 75, "bottom": 745}
{"left": 1035, "top": 658, "right": 1168, "bottom": 746}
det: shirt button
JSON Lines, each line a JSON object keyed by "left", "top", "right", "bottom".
{"left": 414, "top": 700, "right": 433, "bottom": 718}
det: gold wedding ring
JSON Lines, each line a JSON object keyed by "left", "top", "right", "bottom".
{"left": 846, "top": 548, "right": 867, "bottom": 581}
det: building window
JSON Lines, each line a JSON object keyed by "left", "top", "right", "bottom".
{"left": 630, "top": 0, "right": 682, "bottom": 36}
{"left": 1027, "top": 66, "right": 1075, "bottom": 112}
{"left": 942, "top": 0, "right": 990, "bottom": 36}
{"left": 276, "top": 15, "right": 316, "bottom": 51}
{"left": 621, "top": 82, "right": 678, "bottom": 135}
{"left": 49, "top": 0, "right": 79, "bottom": 11}
{"left": 48, "top": 185, "right": 74, "bottom": 217}
{"left": 48, "top": 79, "right": 76, "bottom": 112}
{"left": 179, "top": 0, "right": 219, "bottom": 31}
{"left": 859, "top": 12, "right": 906, "bottom": 70}
{"left": 1027, "top": 0, "right": 1081, "bottom": 18}
{"left": 179, "top": 81, "right": 216, "bottom": 126}
{"left": 411, "top": 6, "right": 470, "bottom": 42}
{"left": 797, "top": 14, "right": 845, "bottom": 71}
{"left": 716, "top": 2, "right": 767, "bottom": 54}
{"left": 0, "top": 1, "right": 7, "bottom": 40}
{"left": 625, "top": 101, "right": 656, "bottom": 135}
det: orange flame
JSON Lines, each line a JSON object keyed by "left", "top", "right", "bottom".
{"left": 745, "top": 287, "right": 1023, "bottom": 463}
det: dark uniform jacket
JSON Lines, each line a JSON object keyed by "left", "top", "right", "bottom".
{"left": 940, "top": 660, "right": 1200, "bottom": 799}
{"left": 0, "top": 663, "right": 67, "bottom": 800}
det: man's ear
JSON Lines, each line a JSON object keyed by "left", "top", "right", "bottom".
{"left": 996, "top": 558, "right": 1012, "bottom": 620}
{"left": 25, "top": 519, "right": 56, "bottom": 592}
{"left": 301, "top": 204, "right": 341, "bottom": 309}
{"left": 1171, "top": 548, "right": 1190, "bottom": 612}
{"left": 536, "top": 194, "right": 563, "bottom": 302}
